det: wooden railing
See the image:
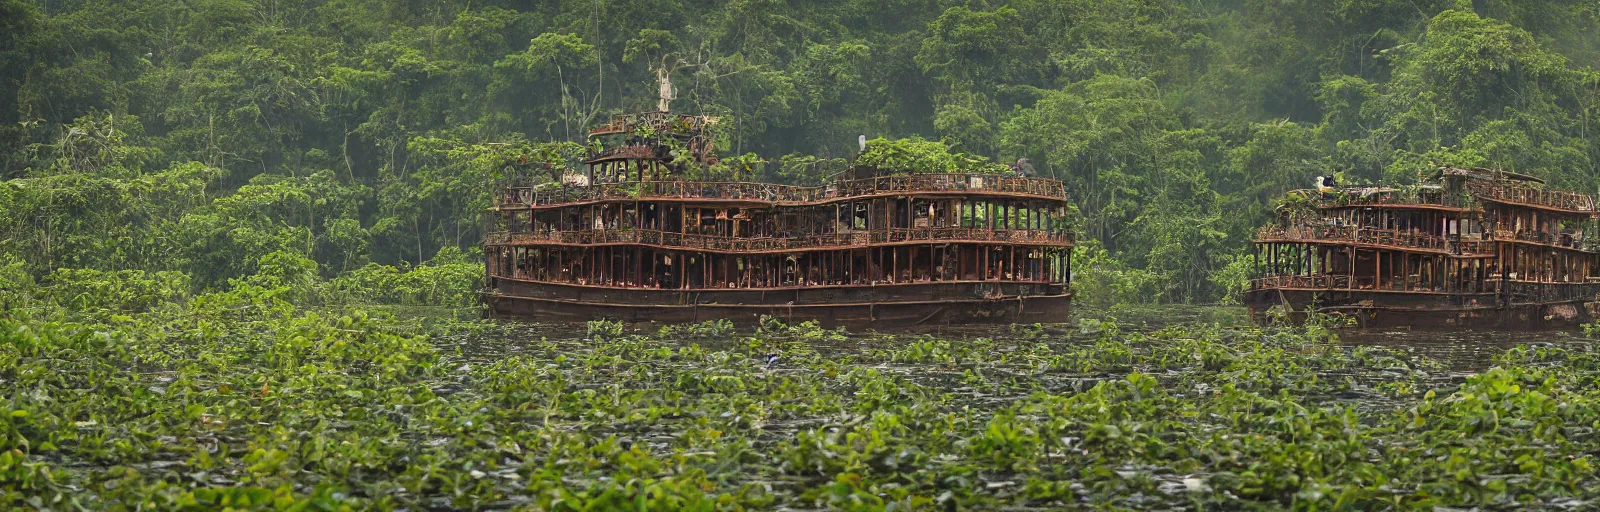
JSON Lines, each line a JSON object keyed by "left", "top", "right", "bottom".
{"left": 586, "top": 145, "right": 657, "bottom": 162}
{"left": 1255, "top": 225, "right": 1494, "bottom": 255}
{"left": 486, "top": 226, "right": 1074, "bottom": 251}
{"left": 1502, "top": 281, "right": 1600, "bottom": 305}
{"left": 1305, "top": 189, "right": 1466, "bottom": 210}
{"left": 1470, "top": 182, "right": 1596, "bottom": 213}
{"left": 1494, "top": 229, "right": 1594, "bottom": 252}
{"left": 500, "top": 174, "right": 1069, "bottom": 208}
{"left": 1292, "top": 181, "right": 1597, "bottom": 214}
{"left": 834, "top": 174, "right": 1066, "bottom": 198}
{"left": 587, "top": 111, "right": 678, "bottom": 136}
{"left": 1258, "top": 221, "right": 1600, "bottom": 255}
{"left": 632, "top": 180, "right": 820, "bottom": 202}
{"left": 1251, "top": 274, "right": 1600, "bottom": 304}
{"left": 1249, "top": 274, "right": 1353, "bottom": 291}
{"left": 1251, "top": 274, "right": 1479, "bottom": 293}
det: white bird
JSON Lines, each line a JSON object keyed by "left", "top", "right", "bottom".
{"left": 1314, "top": 175, "right": 1336, "bottom": 193}
{"left": 858, "top": 135, "right": 867, "bottom": 153}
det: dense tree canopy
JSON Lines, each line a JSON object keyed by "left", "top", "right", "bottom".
{"left": 4, "top": 0, "right": 1600, "bottom": 304}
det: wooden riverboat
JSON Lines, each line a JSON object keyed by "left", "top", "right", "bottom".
{"left": 483, "top": 111, "right": 1074, "bottom": 326}
{"left": 1245, "top": 167, "right": 1600, "bottom": 328}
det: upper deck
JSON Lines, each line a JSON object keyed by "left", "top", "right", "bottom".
{"left": 587, "top": 112, "right": 714, "bottom": 138}
{"left": 1306, "top": 186, "right": 1476, "bottom": 212}
{"left": 584, "top": 145, "right": 658, "bottom": 163}
{"left": 1466, "top": 181, "right": 1596, "bottom": 216}
{"left": 1298, "top": 169, "right": 1596, "bottom": 217}
{"left": 496, "top": 173, "right": 1069, "bottom": 210}
{"left": 487, "top": 226, "right": 1073, "bottom": 253}
{"left": 1255, "top": 223, "right": 1497, "bottom": 257}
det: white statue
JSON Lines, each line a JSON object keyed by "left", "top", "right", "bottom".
{"left": 657, "top": 67, "right": 673, "bottom": 112}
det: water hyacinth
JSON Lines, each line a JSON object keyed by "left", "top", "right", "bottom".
{"left": 4, "top": 303, "right": 1600, "bottom": 510}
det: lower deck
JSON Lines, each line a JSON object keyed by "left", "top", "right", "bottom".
{"left": 486, "top": 242, "right": 1070, "bottom": 290}
{"left": 486, "top": 278, "right": 1072, "bottom": 327}
{"left": 1243, "top": 282, "right": 1600, "bottom": 329}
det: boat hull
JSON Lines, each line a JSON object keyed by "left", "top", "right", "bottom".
{"left": 1243, "top": 287, "right": 1599, "bottom": 329}
{"left": 486, "top": 278, "right": 1072, "bottom": 327}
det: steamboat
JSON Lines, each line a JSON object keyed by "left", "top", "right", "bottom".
{"left": 1245, "top": 167, "right": 1600, "bottom": 328}
{"left": 483, "top": 111, "right": 1074, "bottom": 326}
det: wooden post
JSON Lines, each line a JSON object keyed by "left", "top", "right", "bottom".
{"left": 975, "top": 245, "right": 984, "bottom": 281}
{"left": 1006, "top": 244, "right": 1014, "bottom": 280}
{"left": 1375, "top": 250, "right": 1382, "bottom": 289}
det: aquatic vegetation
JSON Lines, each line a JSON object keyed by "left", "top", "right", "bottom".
{"left": 5, "top": 296, "right": 1600, "bottom": 510}
{"left": 657, "top": 319, "right": 736, "bottom": 339}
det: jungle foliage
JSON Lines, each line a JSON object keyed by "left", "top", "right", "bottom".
{"left": 5, "top": 0, "right": 1600, "bottom": 303}
{"left": 10, "top": 270, "right": 1600, "bottom": 509}
{"left": 9, "top": 2, "right": 1600, "bottom": 507}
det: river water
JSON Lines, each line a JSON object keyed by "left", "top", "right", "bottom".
{"left": 461, "top": 305, "right": 1594, "bottom": 374}
{"left": 882, "top": 305, "right": 1594, "bottom": 372}
{"left": 1338, "top": 328, "right": 1589, "bottom": 371}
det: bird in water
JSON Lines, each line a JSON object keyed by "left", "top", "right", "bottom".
{"left": 1314, "top": 175, "right": 1337, "bottom": 193}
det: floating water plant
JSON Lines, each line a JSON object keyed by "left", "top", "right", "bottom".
{"left": 5, "top": 295, "right": 1600, "bottom": 509}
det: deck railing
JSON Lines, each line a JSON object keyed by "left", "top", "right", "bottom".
{"left": 487, "top": 226, "right": 1074, "bottom": 251}
{"left": 1251, "top": 274, "right": 1600, "bottom": 303}
{"left": 1308, "top": 189, "right": 1466, "bottom": 210}
{"left": 1298, "top": 184, "right": 1597, "bottom": 213}
{"left": 587, "top": 111, "right": 678, "bottom": 136}
{"left": 1299, "top": 184, "right": 1595, "bottom": 212}
{"left": 1250, "top": 274, "right": 1481, "bottom": 293}
{"left": 1258, "top": 221, "right": 1598, "bottom": 255}
{"left": 633, "top": 181, "right": 821, "bottom": 202}
{"left": 1470, "top": 182, "right": 1596, "bottom": 213}
{"left": 499, "top": 174, "right": 1069, "bottom": 208}
{"left": 1249, "top": 274, "right": 1353, "bottom": 291}
{"left": 585, "top": 145, "right": 657, "bottom": 162}
{"left": 1255, "top": 225, "right": 1494, "bottom": 255}
{"left": 1502, "top": 281, "right": 1600, "bottom": 305}
{"left": 1494, "top": 229, "right": 1593, "bottom": 251}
